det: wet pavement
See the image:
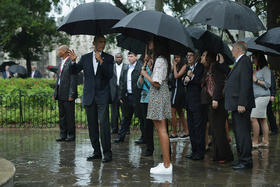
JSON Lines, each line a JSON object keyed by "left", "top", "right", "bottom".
{"left": 0, "top": 128, "right": 280, "bottom": 186}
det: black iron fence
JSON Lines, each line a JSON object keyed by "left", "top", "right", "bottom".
{"left": 0, "top": 90, "right": 280, "bottom": 128}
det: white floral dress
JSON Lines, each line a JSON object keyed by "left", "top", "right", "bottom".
{"left": 147, "top": 57, "right": 171, "bottom": 120}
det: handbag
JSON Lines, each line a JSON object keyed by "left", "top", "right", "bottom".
{"left": 205, "top": 72, "right": 216, "bottom": 98}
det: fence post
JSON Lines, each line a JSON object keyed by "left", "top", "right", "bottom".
{"left": 19, "top": 89, "right": 23, "bottom": 125}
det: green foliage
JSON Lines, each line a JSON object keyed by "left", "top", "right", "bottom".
{"left": 0, "top": 0, "right": 70, "bottom": 75}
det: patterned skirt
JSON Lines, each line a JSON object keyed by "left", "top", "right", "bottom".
{"left": 147, "top": 80, "right": 171, "bottom": 120}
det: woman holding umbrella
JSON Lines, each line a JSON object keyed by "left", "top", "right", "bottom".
{"left": 141, "top": 37, "right": 172, "bottom": 175}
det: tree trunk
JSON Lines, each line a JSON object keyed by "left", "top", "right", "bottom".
{"left": 267, "top": 0, "right": 280, "bottom": 71}
{"left": 26, "top": 57, "right": 32, "bottom": 77}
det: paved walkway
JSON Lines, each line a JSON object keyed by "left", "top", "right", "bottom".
{"left": 0, "top": 128, "right": 280, "bottom": 186}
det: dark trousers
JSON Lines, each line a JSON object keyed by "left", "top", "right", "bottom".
{"left": 267, "top": 101, "right": 278, "bottom": 133}
{"left": 58, "top": 100, "right": 75, "bottom": 139}
{"left": 232, "top": 110, "right": 252, "bottom": 165}
{"left": 110, "top": 89, "right": 123, "bottom": 132}
{"left": 118, "top": 95, "right": 144, "bottom": 140}
{"left": 187, "top": 105, "right": 207, "bottom": 158}
{"left": 209, "top": 100, "right": 233, "bottom": 161}
{"left": 85, "top": 100, "right": 112, "bottom": 158}
{"left": 141, "top": 103, "right": 154, "bottom": 152}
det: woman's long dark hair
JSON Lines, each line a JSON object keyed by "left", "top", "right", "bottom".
{"left": 152, "top": 37, "right": 171, "bottom": 78}
{"left": 253, "top": 52, "right": 268, "bottom": 70}
{"left": 205, "top": 51, "right": 217, "bottom": 72}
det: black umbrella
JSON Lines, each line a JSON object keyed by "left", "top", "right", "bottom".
{"left": 255, "top": 27, "right": 280, "bottom": 52}
{"left": 57, "top": 2, "right": 126, "bottom": 35}
{"left": 116, "top": 34, "right": 146, "bottom": 54}
{"left": 0, "top": 61, "right": 16, "bottom": 72}
{"left": 243, "top": 37, "right": 280, "bottom": 56}
{"left": 184, "top": 0, "right": 265, "bottom": 32}
{"left": 185, "top": 26, "right": 234, "bottom": 64}
{"left": 112, "top": 10, "right": 195, "bottom": 54}
{"left": 9, "top": 65, "right": 27, "bottom": 75}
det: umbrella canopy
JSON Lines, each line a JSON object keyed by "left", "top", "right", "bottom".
{"left": 112, "top": 10, "right": 195, "bottom": 54}
{"left": 185, "top": 26, "right": 234, "bottom": 64}
{"left": 57, "top": 2, "right": 126, "bottom": 35}
{"left": 9, "top": 65, "right": 27, "bottom": 75}
{"left": 47, "top": 65, "right": 59, "bottom": 73}
{"left": 116, "top": 34, "right": 146, "bottom": 54}
{"left": 0, "top": 61, "right": 16, "bottom": 72}
{"left": 255, "top": 27, "right": 280, "bottom": 52}
{"left": 243, "top": 37, "right": 280, "bottom": 56}
{"left": 183, "top": 0, "right": 265, "bottom": 32}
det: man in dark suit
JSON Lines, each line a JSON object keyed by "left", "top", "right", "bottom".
{"left": 53, "top": 45, "right": 77, "bottom": 142}
{"left": 183, "top": 50, "right": 206, "bottom": 161}
{"left": 223, "top": 41, "right": 255, "bottom": 170}
{"left": 31, "top": 66, "right": 42, "bottom": 78}
{"left": 267, "top": 72, "right": 278, "bottom": 135}
{"left": 2, "top": 66, "right": 12, "bottom": 79}
{"left": 114, "top": 52, "right": 144, "bottom": 144}
{"left": 69, "top": 35, "right": 114, "bottom": 163}
{"left": 109, "top": 53, "right": 128, "bottom": 134}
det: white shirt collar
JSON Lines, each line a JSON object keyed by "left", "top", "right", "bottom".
{"left": 129, "top": 61, "right": 137, "bottom": 68}
{"left": 235, "top": 54, "right": 244, "bottom": 63}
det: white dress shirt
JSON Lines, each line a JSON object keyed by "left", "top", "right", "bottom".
{"left": 58, "top": 57, "right": 69, "bottom": 85}
{"left": 31, "top": 71, "right": 35, "bottom": 78}
{"left": 127, "top": 62, "right": 136, "bottom": 94}
{"left": 116, "top": 62, "right": 123, "bottom": 86}
{"left": 93, "top": 51, "right": 102, "bottom": 75}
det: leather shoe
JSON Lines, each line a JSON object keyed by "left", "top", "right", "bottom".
{"left": 143, "top": 150, "right": 153, "bottom": 157}
{"left": 135, "top": 139, "right": 145, "bottom": 144}
{"left": 102, "top": 157, "right": 112, "bottom": 163}
{"left": 114, "top": 137, "right": 124, "bottom": 143}
{"left": 232, "top": 163, "right": 252, "bottom": 170}
{"left": 192, "top": 155, "right": 204, "bottom": 161}
{"left": 87, "top": 154, "right": 102, "bottom": 161}
{"left": 65, "top": 137, "right": 75, "bottom": 142}
{"left": 56, "top": 138, "right": 66, "bottom": 142}
{"left": 185, "top": 154, "right": 193, "bottom": 159}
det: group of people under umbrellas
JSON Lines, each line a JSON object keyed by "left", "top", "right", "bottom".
{"left": 55, "top": 0, "right": 279, "bottom": 175}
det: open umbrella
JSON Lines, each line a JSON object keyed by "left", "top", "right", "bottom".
{"left": 112, "top": 10, "right": 194, "bottom": 54}
{"left": 9, "top": 65, "right": 27, "bottom": 75}
{"left": 183, "top": 0, "right": 265, "bottom": 32}
{"left": 255, "top": 27, "right": 280, "bottom": 52}
{"left": 116, "top": 34, "right": 146, "bottom": 54}
{"left": 0, "top": 61, "right": 16, "bottom": 72}
{"left": 57, "top": 2, "right": 126, "bottom": 35}
{"left": 243, "top": 37, "right": 280, "bottom": 56}
{"left": 185, "top": 26, "right": 234, "bottom": 64}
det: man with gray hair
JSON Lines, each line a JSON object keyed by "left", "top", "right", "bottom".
{"left": 53, "top": 45, "right": 77, "bottom": 142}
{"left": 221, "top": 41, "right": 255, "bottom": 170}
{"left": 109, "top": 52, "right": 128, "bottom": 134}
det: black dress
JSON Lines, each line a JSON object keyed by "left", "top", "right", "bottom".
{"left": 170, "top": 63, "right": 186, "bottom": 109}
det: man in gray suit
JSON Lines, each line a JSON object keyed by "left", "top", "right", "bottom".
{"left": 221, "top": 41, "right": 255, "bottom": 170}
{"left": 53, "top": 45, "right": 77, "bottom": 142}
{"left": 109, "top": 53, "right": 128, "bottom": 134}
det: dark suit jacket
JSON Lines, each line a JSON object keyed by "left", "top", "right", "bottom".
{"left": 2, "top": 71, "right": 12, "bottom": 79}
{"left": 224, "top": 55, "right": 255, "bottom": 111}
{"left": 120, "top": 60, "right": 143, "bottom": 104}
{"left": 109, "top": 62, "right": 128, "bottom": 102}
{"left": 32, "top": 70, "right": 42, "bottom": 78}
{"left": 183, "top": 62, "right": 204, "bottom": 111}
{"left": 53, "top": 57, "right": 78, "bottom": 101}
{"left": 70, "top": 51, "right": 114, "bottom": 106}
{"left": 212, "top": 64, "right": 226, "bottom": 101}
{"left": 270, "top": 71, "right": 276, "bottom": 97}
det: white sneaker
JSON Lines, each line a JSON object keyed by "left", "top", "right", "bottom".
{"left": 150, "top": 163, "right": 173, "bottom": 175}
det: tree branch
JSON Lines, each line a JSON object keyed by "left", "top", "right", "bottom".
{"left": 113, "top": 0, "right": 132, "bottom": 14}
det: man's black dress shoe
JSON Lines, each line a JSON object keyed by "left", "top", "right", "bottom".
{"left": 270, "top": 131, "right": 278, "bottom": 135}
{"left": 192, "top": 155, "right": 204, "bottom": 161}
{"left": 143, "top": 150, "right": 153, "bottom": 157}
{"left": 232, "top": 163, "right": 252, "bottom": 170}
{"left": 65, "top": 137, "right": 75, "bottom": 142}
{"left": 114, "top": 137, "right": 124, "bottom": 143}
{"left": 87, "top": 154, "right": 102, "bottom": 161}
{"left": 185, "top": 154, "right": 193, "bottom": 159}
{"left": 56, "top": 138, "right": 66, "bottom": 142}
{"left": 135, "top": 139, "right": 145, "bottom": 144}
{"left": 102, "top": 157, "right": 112, "bottom": 163}
{"left": 231, "top": 161, "right": 240, "bottom": 167}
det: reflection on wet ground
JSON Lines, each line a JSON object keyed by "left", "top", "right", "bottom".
{"left": 0, "top": 128, "right": 280, "bottom": 186}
